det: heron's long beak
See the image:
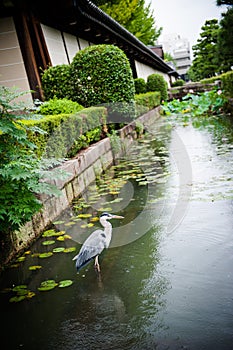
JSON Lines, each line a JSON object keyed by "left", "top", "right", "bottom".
{"left": 112, "top": 215, "right": 124, "bottom": 219}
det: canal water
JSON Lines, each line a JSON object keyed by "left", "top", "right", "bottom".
{"left": 0, "top": 114, "right": 233, "bottom": 350}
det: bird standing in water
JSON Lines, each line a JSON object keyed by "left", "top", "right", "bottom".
{"left": 72, "top": 212, "right": 124, "bottom": 272}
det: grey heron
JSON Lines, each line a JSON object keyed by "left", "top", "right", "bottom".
{"left": 72, "top": 212, "right": 124, "bottom": 272}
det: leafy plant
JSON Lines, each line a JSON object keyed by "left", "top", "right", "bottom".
{"left": 24, "top": 107, "right": 107, "bottom": 158}
{"left": 162, "top": 88, "right": 227, "bottom": 117}
{"left": 147, "top": 73, "right": 168, "bottom": 101}
{"left": 172, "top": 79, "right": 185, "bottom": 87}
{"left": 40, "top": 64, "right": 72, "bottom": 100}
{"left": 37, "top": 98, "right": 83, "bottom": 115}
{"left": 0, "top": 86, "right": 64, "bottom": 235}
{"left": 134, "top": 77, "right": 147, "bottom": 94}
{"left": 70, "top": 44, "right": 135, "bottom": 120}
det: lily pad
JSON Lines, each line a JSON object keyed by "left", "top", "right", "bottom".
{"left": 52, "top": 247, "right": 65, "bottom": 253}
{"left": 38, "top": 252, "right": 53, "bottom": 259}
{"left": 17, "top": 256, "right": 26, "bottom": 262}
{"left": 42, "top": 240, "right": 55, "bottom": 246}
{"left": 12, "top": 285, "right": 27, "bottom": 292}
{"left": 58, "top": 280, "right": 73, "bottom": 288}
{"left": 56, "top": 234, "right": 72, "bottom": 241}
{"left": 38, "top": 280, "right": 58, "bottom": 291}
{"left": 42, "top": 229, "right": 56, "bottom": 237}
{"left": 29, "top": 265, "right": 42, "bottom": 271}
{"left": 53, "top": 220, "right": 65, "bottom": 225}
{"left": 42, "top": 229, "right": 66, "bottom": 237}
{"left": 77, "top": 213, "right": 92, "bottom": 218}
{"left": 63, "top": 247, "right": 76, "bottom": 253}
{"left": 9, "top": 295, "right": 26, "bottom": 303}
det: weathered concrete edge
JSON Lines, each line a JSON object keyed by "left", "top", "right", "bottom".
{"left": 9, "top": 107, "right": 161, "bottom": 263}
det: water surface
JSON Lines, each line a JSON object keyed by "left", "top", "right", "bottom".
{"left": 1, "top": 114, "right": 233, "bottom": 350}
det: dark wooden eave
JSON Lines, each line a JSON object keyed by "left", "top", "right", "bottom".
{"left": 25, "top": 0, "right": 176, "bottom": 75}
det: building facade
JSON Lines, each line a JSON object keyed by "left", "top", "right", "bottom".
{"left": 0, "top": 0, "right": 178, "bottom": 103}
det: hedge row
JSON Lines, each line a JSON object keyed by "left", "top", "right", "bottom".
{"left": 201, "top": 70, "right": 233, "bottom": 97}
{"left": 134, "top": 74, "right": 168, "bottom": 101}
{"left": 22, "top": 91, "right": 160, "bottom": 159}
{"left": 23, "top": 107, "right": 107, "bottom": 158}
{"left": 135, "top": 92, "right": 161, "bottom": 117}
{"left": 221, "top": 71, "right": 233, "bottom": 98}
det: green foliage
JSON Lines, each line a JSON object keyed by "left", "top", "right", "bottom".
{"left": 200, "top": 76, "right": 222, "bottom": 84}
{"left": 147, "top": 73, "right": 168, "bottom": 101}
{"left": 0, "top": 86, "right": 63, "bottom": 234}
{"left": 40, "top": 64, "right": 71, "bottom": 101}
{"left": 172, "top": 79, "right": 185, "bottom": 87}
{"left": 162, "top": 88, "right": 227, "bottom": 117}
{"left": 200, "top": 71, "right": 233, "bottom": 97}
{"left": 217, "top": 7, "right": 233, "bottom": 72}
{"left": 70, "top": 44, "right": 135, "bottom": 106}
{"left": 189, "top": 19, "right": 220, "bottom": 81}
{"left": 164, "top": 52, "right": 177, "bottom": 67}
{"left": 135, "top": 91, "right": 161, "bottom": 116}
{"left": 94, "top": 0, "right": 161, "bottom": 45}
{"left": 37, "top": 98, "right": 84, "bottom": 115}
{"left": 221, "top": 71, "right": 233, "bottom": 97}
{"left": 134, "top": 78, "right": 147, "bottom": 94}
{"left": 216, "top": 0, "right": 233, "bottom": 5}
{"left": 70, "top": 44, "right": 135, "bottom": 121}
{"left": 23, "top": 107, "right": 107, "bottom": 158}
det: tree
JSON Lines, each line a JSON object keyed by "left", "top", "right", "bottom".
{"left": 189, "top": 19, "right": 220, "bottom": 81}
{"left": 217, "top": 7, "right": 233, "bottom": 72}
{"left": 93, "top": 0, "right": 161, "bottom": 45}
{"left": 216, "top": 0, "right": 233, "bottom": 5}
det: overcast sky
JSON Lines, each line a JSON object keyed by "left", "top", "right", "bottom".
{"left": 148, "top": 0, "right": 228, "bottom": 54}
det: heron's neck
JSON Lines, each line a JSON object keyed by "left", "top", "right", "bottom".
{"left": 100, "top": 219, "right": 112, "bottom": 233}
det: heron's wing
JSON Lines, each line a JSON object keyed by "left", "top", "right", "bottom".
{"left": 73, "top": 229, "right": 106, "bottom": 271}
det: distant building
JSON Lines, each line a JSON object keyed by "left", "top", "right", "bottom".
{"left": 159, "top": 34, "right": 191, "bottom": 81}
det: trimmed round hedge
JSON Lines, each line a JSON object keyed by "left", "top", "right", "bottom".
{"left": 134, "top": 78, "right": 147, "bottom": 94}
{"left": 69, "top": 44, "right": 135, "bottom": 108}
{"left": 147, "top": 73, "right": 168, "bottom": 101}
{"left": 41, "top": 64, "right": 71, "bottom": 101}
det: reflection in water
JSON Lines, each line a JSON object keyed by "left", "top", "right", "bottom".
{"left": 1, "top": 115, "right": 233, "bottom": 349}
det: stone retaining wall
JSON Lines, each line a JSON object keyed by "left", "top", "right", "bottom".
{"left": 6, "top": 107, "right": 161, "bottom": 265}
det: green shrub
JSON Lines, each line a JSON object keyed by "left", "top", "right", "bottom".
{"left": 24, "top": 107, "right": 107, "bottom": 158}
{"left": 147, "top": 73, "right": 168, "bottom": 101}
{"left": 135, "top": 92, "right": 161, "bottom": 117}
{"left": 134, "top": 78, "right": 147, "bottom": 94}
{"left": 37, "top": 98, "right": 84, "bottom": 115}
{"left": 70, "top": 44, "right": 135, "bottom": 120}
{"left": 221, "top": 71, "right": 233, "bottom": 98}
{"left": 41, "top": 64, "right": 72, "bottom": 101}
{"left": 172, "top": 79, "right": 185, "bottom": 87}
{"left": 0, "top": 86, "right": 64, "bottom": 236}
{"left": 200, "top": 75, "right": 222, "bottom": 84}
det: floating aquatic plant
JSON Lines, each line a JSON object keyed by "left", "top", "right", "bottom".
{"left": 29, "top": 265, "right": 42, "bottom": 270}
{"left": 38, "top": 280, "right": 58, "bottom": 291}
{"left": 42, "top": 240, "right": 55, "bottom": 246}
{"left": 58, "top": 280, "right": 73, "bottom": 288}
{"left": 38, "top": 252, "right": 53, "bottom": 258}
{"left": 9, "top": 285, "right": 36, "bottom": 303}
{"left": 52, "top": 247, "right": 65, "bottom": 253}
{"left": 63, "top": 247, "right": 76, "bottom": 253}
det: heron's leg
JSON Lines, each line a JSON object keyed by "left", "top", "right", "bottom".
{"left": 94, "top": 255, "right": 100, "bottom": 272}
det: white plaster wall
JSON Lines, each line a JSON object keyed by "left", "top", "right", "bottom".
{"left": 79, "top": 38, "right": 90, "bottom": 50}
{"left": 0, "top": 17, "right": 32, "bottom": 103}
{"left": 41, "top": 24, "right": 69, "bottom": 65}
{"left": 63, "top": 32, "right": 80, "bottom": 62}
{"left": 135, "top": 60, "right": 170, "bottom": 87}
